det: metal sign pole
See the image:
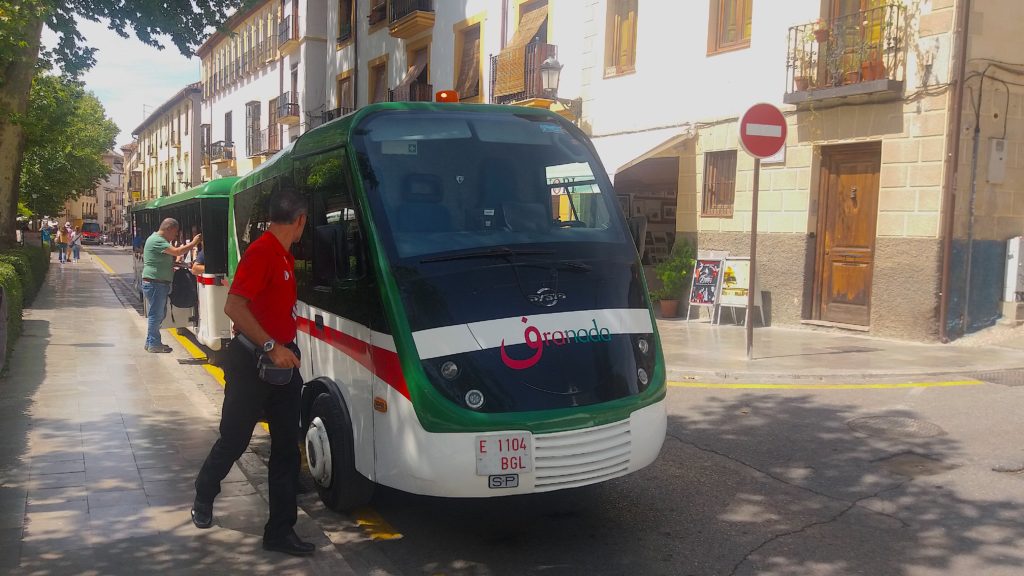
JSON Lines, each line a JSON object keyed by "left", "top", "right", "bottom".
{"left": 746, "top": 158, "right": 761, "bottom": 360}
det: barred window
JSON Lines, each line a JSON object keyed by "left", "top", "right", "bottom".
{"left": 702, "top": 150, "right": 737, "bottom": 217}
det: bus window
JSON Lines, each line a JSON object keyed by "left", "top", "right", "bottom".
{"left": 295, "top": 151, "right": 368, "bottom": 316}
{"left": 233, "top": 179, "right": 274, "bottom": 255}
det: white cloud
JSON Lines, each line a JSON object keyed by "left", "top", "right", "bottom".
{"left": 42, "top": 18, "right": 200, "bottom": 148}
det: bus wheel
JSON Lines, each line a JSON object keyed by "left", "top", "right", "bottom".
{"left": 306, "top": 393, "right": 374, "bottom": 513}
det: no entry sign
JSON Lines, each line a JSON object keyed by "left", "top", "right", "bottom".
{"left": 739, "top": 103, "right": 787, "bottom": 159}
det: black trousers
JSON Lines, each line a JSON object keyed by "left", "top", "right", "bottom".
{"left": 195, "top": 337, "right": 302, "bottom": 539}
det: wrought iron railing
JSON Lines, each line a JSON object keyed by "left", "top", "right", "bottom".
{"left": 368, "top": 2, "right": 386, "bottom": 26}
{"left": 390, "top": 0, "right": 433, "bottom": 24}
{"left": 276, "top": 92, "right": 300, "bottom": 118}
{"left": 210, "top": 141, "right": 234, "bottom": 162}
{"left": 338, "top": 21, "right": 352, "bottom": 43}
{"left": 785, "top": 3, "right": 905, "bottom": 95}
{"left": 389, "top": 81, "right": 433, "bottom": 102}
{"left": 260, "top": 127, "right": 281, "bottom": 154}
{"left": 323, "top": 107, "right": 354, "bottom": 123}
{"left": 279, "top": 15, "right": 297, "bottom": 46}
{"left": 490, "top": 42, "right": 556, "bottom": 105}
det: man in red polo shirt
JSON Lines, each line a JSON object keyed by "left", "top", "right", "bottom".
{"left": 192, "top": 188, "right": 314, "bottom": 557}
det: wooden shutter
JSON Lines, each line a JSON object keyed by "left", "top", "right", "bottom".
{"left": 456, "top": 25, "right": 481, "bottom": 99}
{"left": 494, "top": 5, "right": 548, "bottom": 97}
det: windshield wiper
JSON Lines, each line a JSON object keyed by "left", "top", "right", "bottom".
{"left": 420, "top": 246, "right": 555, "bottom": 264}
{"left": 510, "top": 260, "right": 592, "bottom": 273}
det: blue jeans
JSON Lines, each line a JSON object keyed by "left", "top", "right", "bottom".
{"left": 142, "top": 280, "right": 170, "bottom": 348}
{"left": 57, "top": 243, "right": 67, "bottom": 262}
{"left": 72, "top": 244, "right": 80, "bottom": 260}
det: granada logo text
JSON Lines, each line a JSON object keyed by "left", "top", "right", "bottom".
{"left": 500, "top": 316, "right": 612, "bottom": 370}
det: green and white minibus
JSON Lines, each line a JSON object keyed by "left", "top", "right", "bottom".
{"left": 131, "top": 178, "right": 238, "bottom": 352}
{"left": 228, "top": 102, "right": 666, "bottom": 511}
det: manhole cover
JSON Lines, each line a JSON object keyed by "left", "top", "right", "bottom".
{"left": 971, "top": 369, "right": 1024, "bottom": 387}
{"left": 875, "top": 453, "right": 958, "bottom": 477}
{"left": 847, "top": 416, "right": 946, "bottom": 438}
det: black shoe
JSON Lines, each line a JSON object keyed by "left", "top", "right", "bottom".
{"left": 191, "top": 498, "right": 213, "bottom": 529}
{"left": 147, "top": 344, "right": 173, "bottom": 353}
{"left": 262, "top": 532, "right": 315, "bottom": 557}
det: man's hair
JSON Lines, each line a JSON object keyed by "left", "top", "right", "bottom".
{"left": 268, "top": 188, "right": 307, "bottom": 224}
{"left": 159, "top": 218, "right": 180, "bottom": 232}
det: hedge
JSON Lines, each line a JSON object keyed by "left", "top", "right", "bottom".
{"left": 1, "top": 243, "right": 50, "bottom": 356}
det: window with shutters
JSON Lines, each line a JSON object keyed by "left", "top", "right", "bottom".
{"left": 336, "top": 75, "right": 354, "bottom": 110}
{"left": 604, "top": 0, "right": 637, "bottom": 77}
{"left": 369, "top": 56, "right": 388, "bottom": 104}
{"left": 245, "top": 102, "right": 261, "bottom": 157}
{"left": 708, "top": 0, "right": 753, "bottom": 55}
{"left": 702, "top": 150, "right": 737, "bottom": 217}
{"left": 337, "top": 0, "right": 354, "bottom": 44}
{"left": 454, "top": 22, "right": 481, "bottom": 102}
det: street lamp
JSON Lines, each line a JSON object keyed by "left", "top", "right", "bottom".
{"left": 176, "top": 168, "right": 191, "bottom": 190}
{"left": 539, "top": 55, "right": 583, "bottom": 125}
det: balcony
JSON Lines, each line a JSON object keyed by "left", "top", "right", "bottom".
{"left": 170, "top": 130, "right": 180, "bottom": 148}
{"left": 210, "top": 141, "right": 234, "bottom": 164}
{"left": 148, "top": 145, "right": 157, "bottom": 158}
{"left": 389, "top": 82, "right": 433, "bottom": 103}
{"left": 490, "top": 42, "right": 556, "bottom": 106}
{"left": 368, "top": 2, "right": 386, "bottom": 27}
{"left": 261, "top": 127, "right": 281, "bottom": 155}
{"left": 323, "top": 107, "right": 354, "bottom": 123}
{"left": 389, "top": 0, "right": 434, "bottom": 39}
{"left": 277, "top": 92, "right": 300, "bottom": 125}
{"left": 784, "top": 3, "right": 906, "bottom": 107}
{"left": 128, "top": 171, "right": 142, "bottom": 193}
{"left": 279, "top": 16, "right": 299, "bottom": 54}
{"left": 338, "top": 21, "right": 353, "bottom": 45}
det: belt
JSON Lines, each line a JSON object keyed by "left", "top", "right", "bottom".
{"left": 143, "top": 278, "right": 170, "bottom": 284}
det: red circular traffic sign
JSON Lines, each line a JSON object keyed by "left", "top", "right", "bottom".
{"left": 739, "top": 103, "right": 787, "bottom": 159}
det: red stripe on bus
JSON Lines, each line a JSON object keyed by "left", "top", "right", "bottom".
{"left": 296, "top": 317, "right": 410, "bottom": 400}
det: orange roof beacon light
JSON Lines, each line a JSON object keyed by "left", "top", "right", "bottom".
{"left": 435, "top": 90, "right": 459, "bottom": 103}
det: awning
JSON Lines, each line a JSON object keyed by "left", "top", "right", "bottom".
{"left": 589, "top": 127, "right": 695, "bottom": 182}
{"left": 494, "top": 6, "right": 548, "bottom": 97}
{"left": 392, "top": 49, "right": 429, "bottom": 101}
{"left": 455, "top": 27, "right": 482, "bottom": 99}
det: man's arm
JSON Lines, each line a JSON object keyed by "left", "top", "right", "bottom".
{"left": 224, "top": 294, "right": 300, "bottom": 369}
{"left": 162, "top": 234, "right": 202, "bottom": 258}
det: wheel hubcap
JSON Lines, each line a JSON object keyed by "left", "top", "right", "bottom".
{"left": 305, "top": 417, "right": 333, "bottom": 488}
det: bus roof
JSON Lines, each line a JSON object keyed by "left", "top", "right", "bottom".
{"left": 130, "top": 178, "right": 239, "bottom": 212}
{"left": 232, "top": 102, "right": 568, "bottom": 195}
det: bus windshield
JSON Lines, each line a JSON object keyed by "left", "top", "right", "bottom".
{"left": 82, "top": 222, "right": 101, "bottom": 234}
{"left": 353, "top": 111, "right": 628, "bottom": 261}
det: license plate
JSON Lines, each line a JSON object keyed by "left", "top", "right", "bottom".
{"left": 475, "top": 433, "right": 532, "bottom": 475}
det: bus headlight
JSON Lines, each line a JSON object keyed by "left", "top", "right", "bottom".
{"left": 465, "top": 389, "right": 485, "bottom": 409}
{"left": 637, "top": 338, "right": 649, "bottom": 355}
{"left": 440, "top": 361, "right": 460, "bottom": 380}
{"left": 637, "top": 368, "right": 649, "bottom": 387}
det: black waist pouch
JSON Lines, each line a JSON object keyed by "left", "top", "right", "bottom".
{"left": 235, "top": 334, "right": 301, "bottom": 386}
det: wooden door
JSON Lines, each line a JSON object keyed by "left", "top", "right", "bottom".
{"left": 816, "top": 143, "right": 880, "bottom": 326}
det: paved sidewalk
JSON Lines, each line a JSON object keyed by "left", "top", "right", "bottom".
{"left": 658, "top": 319, "right": 1024, "bottom": 382}
{"left": 0, "top": 258, "right": 354, "bottom": 574}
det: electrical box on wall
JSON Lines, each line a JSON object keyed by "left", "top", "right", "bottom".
{"left": 1007, "top": 236, "right": 1023, "bottom": 303}
{"left": 987, "top": 138, "right": 1006, "bottom": 183}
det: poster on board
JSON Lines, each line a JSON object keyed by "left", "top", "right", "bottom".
{"left": 688, "top": 259, "right": 724, "bottom": 307}
{"left": 720, "top": 257, "right": 754, "bottom": 307}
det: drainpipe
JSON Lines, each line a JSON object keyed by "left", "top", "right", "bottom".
{"left": 938, "top": 0, "right": 972, "bottom": 342}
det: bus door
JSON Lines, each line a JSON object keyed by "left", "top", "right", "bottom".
{"left": 195, "top": 199, "right": 232, "bottom": 350}
{"left": 295, "top": 151, "right": 378, "bottom": 479}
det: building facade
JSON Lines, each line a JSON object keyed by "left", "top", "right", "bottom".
{"left": 131, "top": 83, "right": 203, "bottom": 200}
{"left": 197, "top": 0, "right": 328, "bottom": 181}
{"left": 61, "top": 150, "right": 123, "bottom": 229}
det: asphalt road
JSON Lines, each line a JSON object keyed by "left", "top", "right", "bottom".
{"left": 86, "top": 244, "right": 1024, "bottom": 576}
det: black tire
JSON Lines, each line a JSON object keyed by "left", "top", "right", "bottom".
{"left": 306, "top": 392, "right": 374, "bottom": 513}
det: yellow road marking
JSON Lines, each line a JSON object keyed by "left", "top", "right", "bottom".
{"left": 669, "top": 380, "right": 984, "bottom": 390}
{"left": 353, "top": 506, "right": 403, "bottom": 540}
{"left": 89, "top": 251, "right": 116, "bottom": 275}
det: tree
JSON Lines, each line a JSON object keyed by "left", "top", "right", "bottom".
{"left": 19, "top": 74, "right": 118, "bottom": 217}
{"left": 0, "top": 0, "right": 245, "bottom": 248}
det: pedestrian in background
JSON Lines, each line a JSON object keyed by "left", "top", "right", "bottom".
{"left": 70, "top": 226, "right": 83, "bottom": 263}
{"left": 192, "top": 188, "right": 313, "bottom": 557}
{"left": 40, "top": 226, "right": 52, "bottom": 260}
{"left": 141, "top": 218, "right": 201, "bottom": 353}
{"left": 55, "top": 224, "right": 69, "bottom": 264}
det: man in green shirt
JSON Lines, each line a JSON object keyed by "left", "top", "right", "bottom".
{"left": 143, "top": 218, "right": 201, "bottom": 352}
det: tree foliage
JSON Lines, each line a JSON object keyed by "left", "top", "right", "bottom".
{"left": 18, "top": 74, "right": 118, "bottom": 216}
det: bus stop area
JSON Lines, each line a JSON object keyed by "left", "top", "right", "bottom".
{"left": 0, "top": 258, "right": 355, "bottom": 575}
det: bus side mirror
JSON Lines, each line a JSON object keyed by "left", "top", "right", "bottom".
{"left": 627, "top": 216, "right": 648, "bottom": 259}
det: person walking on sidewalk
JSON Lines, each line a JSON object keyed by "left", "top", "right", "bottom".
{"left": 55, "top": 224, "right": 69, "bottom": 264}
{"left": 142, "top": 218, "right": 201, "bottom": 353}
{"left": 192, "top": 188, "right": 313, "bottom": 557}
{"left": 70, "top": 226, "right": 83, "bottom": 263}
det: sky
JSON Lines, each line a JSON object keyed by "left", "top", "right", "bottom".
{"left": 41, "top": 18, "right": 202, "bottom": 149}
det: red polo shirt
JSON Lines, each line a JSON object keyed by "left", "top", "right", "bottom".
{"left": 230, "top": 232, "right": 297, "bottom": 344}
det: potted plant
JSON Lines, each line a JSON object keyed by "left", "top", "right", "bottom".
{"left": 793, "top": 34, "right": 816, "bottom": 92}
{"left": 812, "top": 18, "right": 830, "bottom": 43}
{"left": 651, "top": 240, "right": 695, "bottom": 318}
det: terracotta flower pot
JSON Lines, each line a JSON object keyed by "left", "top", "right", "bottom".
{"left": 813, "top": 28, "right": 830, "bottom": 43}
{"left": 659, "top": 299, "right": 680, "bottom": 318}
{"left": 794, "top": 76, "right": 811, "bottom": 91}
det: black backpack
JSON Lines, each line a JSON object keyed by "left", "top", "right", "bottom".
{"left": 169, "top": 268, "right": 198, "bottom": 309}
